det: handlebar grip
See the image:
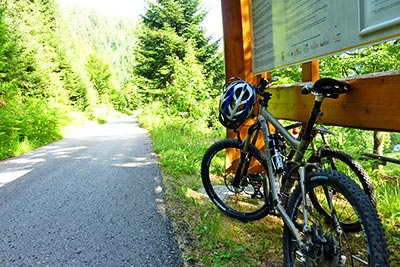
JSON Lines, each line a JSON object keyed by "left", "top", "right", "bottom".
{"left": 301, "top": 84, "right": 313, "bottom": 95}
{"left": 268, "top": 77, "right": 279, "bottom": 83}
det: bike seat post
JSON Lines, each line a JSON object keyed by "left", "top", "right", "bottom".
{"left": 292, "top": 96, "right": 325, "bottom": 164}
{"left": 302, "top": 96, "right": 324, "bottom": 141}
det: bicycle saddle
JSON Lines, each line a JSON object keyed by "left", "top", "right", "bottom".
{"left": 302, "top": 78, "right": 351, "bottom": 98}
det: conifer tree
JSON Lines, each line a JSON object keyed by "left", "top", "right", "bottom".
{"left": 134, "top": 0, "right": 224, "bottom": 115}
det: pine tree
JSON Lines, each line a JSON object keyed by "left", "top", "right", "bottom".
{"left": 134, "top": 0, "right": 224, "bottom": 115}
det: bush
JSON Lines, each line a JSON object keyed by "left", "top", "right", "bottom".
{"left": 0, "top": 86, "right": 65, "bottom": 159}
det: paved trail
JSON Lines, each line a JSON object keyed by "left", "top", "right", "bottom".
{"left": 0, "top": 116, "right": 183, "bottom": 266}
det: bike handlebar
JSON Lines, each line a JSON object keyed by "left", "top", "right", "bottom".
{"left": 255, "top": 77, "right": 278, "bottom": 96}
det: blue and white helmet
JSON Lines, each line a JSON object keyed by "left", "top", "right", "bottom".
{"left": 219, "top": 78, "right": 256, "bottom": 129}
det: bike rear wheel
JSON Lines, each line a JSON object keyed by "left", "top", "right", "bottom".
{"left": 201, "top": 138, "right": 272, "bottom": 222}
{"left": 309, "top": 147, "right": 376, "bottom": 205}
{"left": 308, "top": 148, "right": 376, "bottom": 232}
{"left": 283, "top": 169, "right": 389, "bottom": 266}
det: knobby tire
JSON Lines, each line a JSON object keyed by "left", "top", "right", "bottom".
{"left": 201, "top": 138, "right": 271, "bottom": 222}
{"left": 283, "top": 169, "right": 389, "bottom": 266}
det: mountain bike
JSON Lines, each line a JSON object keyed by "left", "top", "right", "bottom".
{"left": 201, "top": 77, "right": 389, "bottom": 266}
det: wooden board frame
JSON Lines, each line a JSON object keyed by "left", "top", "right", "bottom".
{"left": 221, "top": 0, "right": 400, "bottom": 132}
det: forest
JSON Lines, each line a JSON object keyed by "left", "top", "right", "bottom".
{"left": 0, "top": 0, "right": 399, "bottom": 266}
{"left": 0, "top": 0, "right": 137, "bottom": 159}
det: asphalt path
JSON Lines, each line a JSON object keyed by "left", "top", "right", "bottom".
{"left": 0, "top": 116, "right": 184, "bottom": 266}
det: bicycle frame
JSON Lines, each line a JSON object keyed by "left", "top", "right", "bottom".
{"left": 242, "top": 94, "right": 326, "bottom": 246}
{"left": 258, "top": 109, "right": 304, "bottom": 244}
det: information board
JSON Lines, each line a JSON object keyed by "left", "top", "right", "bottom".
{"left": 251, "top": 0, "right": 400, "bottom": 73}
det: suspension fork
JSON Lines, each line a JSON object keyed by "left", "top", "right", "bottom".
{"left": 322, "top": 185, "right": 343, "bottom": 234}
{"left": 286, "top": 166, "right": 343, "bottom": 254}
{"left": 278, "top": 165, "right": 309, "bottom": 247}
{"left": 283, "top": 165, "right": 315, "bottom": 248}
{"left": 299, "top": 165, "right": 311, "bottom": 232}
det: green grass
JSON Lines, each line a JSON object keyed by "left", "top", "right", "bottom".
{"left": 362, "top": 156, "right": 400, "bottom": 266}
{"left": 137, "top": 110, "right": 400, "bottom": 266}
{"left": 360, "top": 152, "right": 400, "bottom": 262}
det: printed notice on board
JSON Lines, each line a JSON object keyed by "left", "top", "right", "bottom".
{"left": 252, "top": 0, "right": 274, "bottom": 73}
{"left": 251, "top": 0, "right": 400, "bottom": 73}
{"left": 360, "top": 0, "right": 400, "bottom": 35}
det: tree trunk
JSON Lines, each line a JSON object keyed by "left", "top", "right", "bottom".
{"left": 373, "top": 131, "right": 384, "bottom": 171}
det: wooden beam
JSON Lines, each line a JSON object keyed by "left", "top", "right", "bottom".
{"left": 268, "top": 71, "right": 400, "bottom": 132}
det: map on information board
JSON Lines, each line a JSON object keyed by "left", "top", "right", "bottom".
{"left": 251, "top": 0, "right": 400, "bottom": 73}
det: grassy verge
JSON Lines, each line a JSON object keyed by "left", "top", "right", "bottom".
{"left": 137, "top": 110, "right": 400, "bottom": 266}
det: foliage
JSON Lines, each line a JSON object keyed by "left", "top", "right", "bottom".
{"left": 58, "top": 5, "right": 137, "bottom": 112}
{"left": 272, "top": 65, "right": 302, "bottom": 83}
{"left": 320, "top": 40, "right": 400, "bottom": 77}
{"left": 0, "top": 83, "right": 65, "bottom": 159}
{"left": 272, "top": 40, "right": 400, "bottom": 84}
{"left": 0, "top": 1, "right": 69, "bottom": 158}
{"left": 85, "top": 53, "right": 114, "bottom": 103}
{"left": 0, "top": 8, "right": 18, "bottom": 83}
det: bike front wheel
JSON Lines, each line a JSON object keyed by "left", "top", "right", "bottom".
{"left": 283, "top": 169, "right": 389, "bottom": 266}
{"left": 201, "top": 138, "right": 272, "bottom": 222}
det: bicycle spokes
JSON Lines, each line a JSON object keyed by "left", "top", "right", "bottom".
{"left": 287, "top": 182, "right": 372, "bottom": 266}
{"left": 201, "top": 139, "right": 272, "bottom": 221}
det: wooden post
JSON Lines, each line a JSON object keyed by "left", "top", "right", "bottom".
{"left": 221, "top": 0, "right": 245, "bottom": 79}
{"left": 221, "top": 0, "right": 256, "bottom": 83}
{"left": 302, "top": 61, "right": 320, "bottom": 82}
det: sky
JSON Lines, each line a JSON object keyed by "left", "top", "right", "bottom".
{"left": 56, "top": 0, "right": 223, "bottom": 41}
